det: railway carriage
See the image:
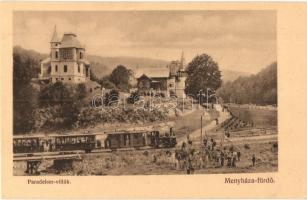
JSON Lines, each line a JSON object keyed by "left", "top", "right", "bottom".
{"left": 13, "top": 135, "right": 45, "bottom": 153}
{"left": 13, "top": 133, "right": 96, "bottom": 153}
{"left": 13, "top": 127, "right": 177, "bottom": 154}
{"left": 105, "top": 131, "right": 144, "bottom": 149}
{"left": 104, "top": 130, "right": 161, "bottom": 149}
{"left": 54, "top": 133, "right": 96, "bottom": 153}
{"left": 104, "top": 129, "right": 176, "bottom": 150}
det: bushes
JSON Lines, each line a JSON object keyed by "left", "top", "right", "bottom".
{"left": 39, "top": 82, "right": 72, "bottom": 107}
{"left": 32, "top": 105, "right": 169, "bottom": 131}
{"left": 33, "top": 82, "right": 90, "bottom": 131}
{"left": 127, "top": 91, "right": 140, "bottom": 104}
{"left": 104, "top": 89, "right": 119, "bottom": 106}
{"left": 75, "top": 83, "right": 87, "bottom": 100}
{"left": 99, "top": 76, "right": 117, "bottom": 90}
{"left": 17, "top": 79, "right": 171, "bottom": 132}
{"left": 76, "top": 106, "right": 169, "bottom": 128}
{"left": 39, "top": 82, "right": 88, "bottom": 106}
{"left": 169, "top": 90, "right": 177, "bottom": 98}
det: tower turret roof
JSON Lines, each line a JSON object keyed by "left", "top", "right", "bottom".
{"left": 50, "top": 26, "right": 61, "bottom": 43}
{"left": 179, "top": 51, "right": 185, "bottom": 70}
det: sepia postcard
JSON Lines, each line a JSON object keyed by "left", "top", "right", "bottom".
{"left": 1, "top": 2, "right": 307, "bottom": 199}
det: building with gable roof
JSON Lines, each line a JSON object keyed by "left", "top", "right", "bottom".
{"left": 136, "top": 52, "right": 187, "bottom": 98}
{"left": 39, "top": 26, "right": 91, "bottom": 84}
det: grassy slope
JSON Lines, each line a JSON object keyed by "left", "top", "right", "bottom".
{"left": 230, "top": 107, "right": 277, "bottom": 128}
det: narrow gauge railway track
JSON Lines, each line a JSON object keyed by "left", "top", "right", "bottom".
{"left": 14, "top": 133, "right": 277, "bottom": 160}
{"left": 13, "top": 145, "right": 175, "bottom": 160}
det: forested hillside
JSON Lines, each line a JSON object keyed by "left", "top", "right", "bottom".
{"left": 13, "top": 46, "right": 249, "bottom": 82}
{"left": 217, "top": 62, "right": 277, "bottom": 105}
{"left": 88, "top": 55, "right": 169, "bottom": 77}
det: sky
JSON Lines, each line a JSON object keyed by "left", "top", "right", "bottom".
{"left": 14, "top": 11, "right": 276, "bottom": 74}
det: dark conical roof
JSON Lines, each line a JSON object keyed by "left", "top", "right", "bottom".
{"left": 180, "top": 51, "right": 185, "bottom": 70}
{"left": 50, "top": 26, "right": 61, "bottom": 43}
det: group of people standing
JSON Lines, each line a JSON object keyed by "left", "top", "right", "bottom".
{"left": 153, "top": 130, "right": 259, "bottom": 174}
{"left": 171, "top": 134, "right": 243, "bottom": 174}
{"left": 204, "top": 137, "right": 242, "bottom": 168}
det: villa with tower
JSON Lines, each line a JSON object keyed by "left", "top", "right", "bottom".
{"left": 38, "top": 26, "right": 187, "bottom": 98}
{"left": 136, "top": 52, "right": 187, "bottom": 98}
{"left": 39, "top": 27, "right": 91, "bottom": 84}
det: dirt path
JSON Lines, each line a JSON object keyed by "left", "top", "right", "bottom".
{"left": 176, "top": 104, "right": 278, "bottom": 147}
{"left": 226, "top": 134, "right": 277, "bottom": 142}
{"left": 191, "top": 133, "right": 277, "bottom": 146}
{"left": 177, "top": 104, "right": 230, "bottom": 145}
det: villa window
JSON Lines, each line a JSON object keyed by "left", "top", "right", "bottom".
{"left": 55, "top": 65, "right": 58, "bottom": 72}
{"left": 80, "top": 52, "right": 83, "bottom": 59}
{"left": 55, "top": 51, "right": 58, "bottom": 59}
{"left": 64, "top": 65, "right": 67, "bottom": 72}
{"left": 60, "top": 49, "right": 73, "bottom": 60}
{"left": 78, "top": 64, "right": 80, "bottom": 73}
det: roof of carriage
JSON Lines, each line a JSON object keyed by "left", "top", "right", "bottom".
{"left": 13, "top": 132, "right": 96, "bottom": 139}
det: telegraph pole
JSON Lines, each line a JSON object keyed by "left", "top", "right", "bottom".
{"left": 200, "top": 114, "right": 203, "bottom": 144}
{"left": 207, "top": 88, "right": 209, "bottom": 110}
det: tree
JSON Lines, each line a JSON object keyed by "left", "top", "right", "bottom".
{"left": 13, "top": 53, "right": 39, "bottom": 134}
{"left": 61, "top": 99, "right": 83, "bottom": 128}
{"left": 75, "top": 83, "right": 87, "bottom": 101}
{"left": 109, "top": 65, "right": 131, "bottom": 91}
{"left": 90, "top": 70, "right": 99, "bottom": 82}
{"left": 185, "top": 54, "right": 222, "bottom": 99}
{"left": 216, "top": 62, "right": 277, "bottom": 105}
{"left": 99, "top": 76, "right": 117, "bottom": 90}
{"left": 38, "top": 82, "right": 88, "bottom": 129}
{"left": 13, "top": 53, "right": 38, "bottom": 88}
{"left": 13, "top": 84, "right": 38, "bottom": 133}
{"left": 39, "top": 82, "right": 72, "bottom": 107}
